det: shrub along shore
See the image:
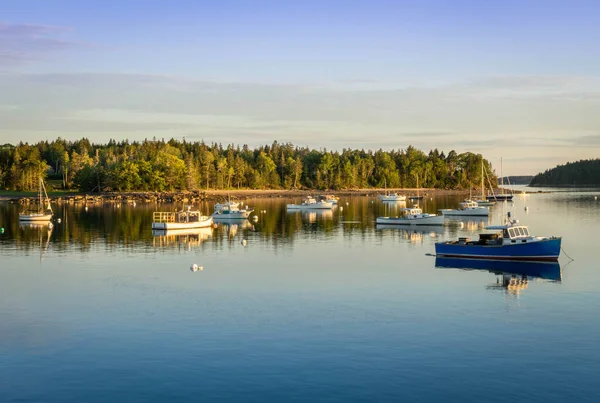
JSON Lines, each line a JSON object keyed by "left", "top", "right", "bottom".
{"left": 2, "top": 187, "right": 473, "bottom": 205}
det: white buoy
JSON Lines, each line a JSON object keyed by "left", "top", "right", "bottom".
{"left": 346, "top": 202, "right": 349, "bottom": 206}
{"left": 340, "top": 206, "right": 343, "bottom": 211}
{"left": 241, "top": 239, "right": 247, "bottom": 246}
{"left": 595, "top": 196, "right": 598, "bottom": 200}
{"left": 48, "top": 222, "right": 54, "bottom": 229}
{"left": 190, "top": 264, "right": 199, "bottom": 272}
{"left": 133, "top": 201, "right": 136, "bottom": 207}
{"left": 57, "top": 218, "right": 62, "bottom": 224}
{"left": 253, "top": 215, "right": 258, "bottom": 221}
{"left": 84, "top": 206, "right": 88, "bottom": 212}
{"left": 460, "top": 222, "right": 464, "bottom": 229}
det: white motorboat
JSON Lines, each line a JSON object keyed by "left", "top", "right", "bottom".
{"left": 214, "top": 201, "right": 240, "bottom": 210}
{"left": 319, "top": 195, "right": 339, "bottom": 205}
{"left": 152, "top": 206, "right": 213, "bottom": 230}
{"left": 440, "top": 200, "right": 489, "bottom": 217}
{"left": 212, "top": 201, "right": 254, "bottom": 220}
{"left": 376, "top": 206, "right": 444, "bottom": 225}
{"left": 378, "top": 193, "right": 407, "bottom": 202}
{"left": 287, "top": 196, "right": 334, "bottom": 210}
{"left": 19, "top": 178, "right": 53, "bottom": 222}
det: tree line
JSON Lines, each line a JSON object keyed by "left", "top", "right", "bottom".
{"left": 530, "top": 159, "right": 600, "bottom": 186}
{"left": 0, "top": 138, "right": 498, "bottom": 192}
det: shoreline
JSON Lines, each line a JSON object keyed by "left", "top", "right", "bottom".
{"left": 0, "top": 186, "right": 536, "bottom": 203}
{"left": 1, "top": 188, "right": 474, "bottom": 203}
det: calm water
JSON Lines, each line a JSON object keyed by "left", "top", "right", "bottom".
{"left": 2, "top": 188, "right": 600, "bottom": 402}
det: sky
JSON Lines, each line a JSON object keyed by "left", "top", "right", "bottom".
{"left": 1, "top": 0, "right": 600, "bottom": 175}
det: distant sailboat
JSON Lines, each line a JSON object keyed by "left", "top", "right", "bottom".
{"left": 408, "top": 175, "right": 423, "bottom": 200}
{"left": 487, "top": 158, "right": 513, "bottom": 201}
{"left": 19, "top": 178, "right": 53, "bottom": 222}
{"left": 476, "top": 159, "right": 496, "bottom": 206}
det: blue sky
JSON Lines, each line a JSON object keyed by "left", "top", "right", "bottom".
{"left": 2, "top": 0, "right": 600, "bottom": 174}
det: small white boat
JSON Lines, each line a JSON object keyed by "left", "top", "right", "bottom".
{"left": 214, "top": 201, "right": 240, "bottom": 210}
{"left": 287, "top": 196, "right": 334, "bottom": 210}
{"left": 320, "top": 195, "right": 339, "bottom": 205}
{"left": 19, "top": 178, "right": 53, "bottom": 222}
{"left": 212, "top": 201, "right": 254, "bottom": 220}
{"left": 152, "top": 206, "right": 213, "bottom": 230}
{"left": 440, "top": 200, "right": 489, "bottom": 217}
{"left": 376, "top": 206, "right": 444, "bottom": 225}
{"left": 378, "top": 193, "right": 407, "bottom": 202}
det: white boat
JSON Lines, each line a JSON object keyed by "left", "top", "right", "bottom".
{"left": 287, "top": 196, "right": 334, "bottom": 210}
{"left": 19, "top": 178, "right": 53, "bottom": 222}
{"left": 152, "top": 206, "right": 213, "bottom": 230}
{"left": 376, "top": 206, "right": 444, "bottom": 225}
{"left": 378, "top": 193, "right": 407, "bottom": 202}
{"left": 440, "top": 200, "right": 489, "bottom": 217}
{"left": 320, "top": 195, "right": 339, "bottom": 205}
{"left": 212, "top": 201, "right": 254, "bottom": 220}
{"left": 214, "top": 201, "right": 240, "bottom": 210}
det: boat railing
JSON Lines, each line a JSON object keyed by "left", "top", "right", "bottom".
{"left": 153, "top": 212, "right": 176, "bottom": 223}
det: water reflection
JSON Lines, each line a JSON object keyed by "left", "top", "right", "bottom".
{"left": 299, "top": 210, "right": 334, "bottom": 223}
{"left": 435, "top": 257, "right": 561, "bottom": 294}
{"left": 151, "top": 227, "right": 213, "bottom": 250}
{"left": 376, "top": 224, "right": 442, "bottom": 243}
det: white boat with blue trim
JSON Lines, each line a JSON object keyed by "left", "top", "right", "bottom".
{"left": 287, "top": 196, "right": 334, "bottom": 210}
{"left": 376, "top": 206, "right": 444, "bottom": 226}
{"left": 440, "top": 200, "right": 489, "bottom": 217}
{"left": 212, "top": 201, "right": 254, "bottom": 220}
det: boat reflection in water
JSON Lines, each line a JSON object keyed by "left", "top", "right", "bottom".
{"left": 377, "top": 224, "right": 443, "bottom": 243}
{"left": 435, "top": 257, "right": 561, "bottom": 294}
{"left": 299, "top": 210, "right": 334, "bottom": 223}
{"left": 218, "top": 220, "right": 255, "bottom": 239}
{"left": 444, "top": 216, "right": 490, "bottom": 231}
{"left": 152, "top": 227, "right": 213, "bottom": 249}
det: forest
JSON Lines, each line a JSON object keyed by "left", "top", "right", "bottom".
{"left": 0, "top": 138, "right": 498, "bottom": 192}
{"left": 529, "top": 159, "right": 600, "bottom": 186}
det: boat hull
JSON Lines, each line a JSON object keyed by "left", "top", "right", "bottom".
{"left": 378, "top": 195, "right": 406, "bottom": 202}
{"left": 440, "top": 208, "right": 489, "bottom": 217}
{"left": 151, "top": 217, "right": 213, "bottom": 230}
{"left": 435, "top": 237, "right": 562, "bottom": 261}
{"left": 287, "top": 202, "right": 334, "bottom": 210}
{"left": 376, "top": 215, "right": 444, "bottom": 226}
{"left": 212, "top": 211, "right": 253, "bottom": 220}
{"left": 19, "top": 214, "right": 53, "bottom": 222}
{"left": 487, "top": 195, "right": 513, "bottom": 201}
{"left": 152, "top": 227, "right": 213, "bottom": 237}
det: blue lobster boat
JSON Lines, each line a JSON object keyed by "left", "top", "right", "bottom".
{"left": 435, "top": 213, "right": 561, "bottom": 262}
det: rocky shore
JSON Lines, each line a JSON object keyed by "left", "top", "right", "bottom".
{"left": 2, "top": 188, "right": 475, "bottom": 205}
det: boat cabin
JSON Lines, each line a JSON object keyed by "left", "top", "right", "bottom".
{"left": 475, "top": 225, "right": 533, "bottom": 245}
{"left": 401, "top": 207, "right": 423, "bottom": 217}
{"left": 460, "top": 200, "right": 480, "bottom": 209}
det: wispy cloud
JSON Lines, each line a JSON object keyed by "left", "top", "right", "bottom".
{"left": 0, "top": 23, "right": 83, "bottom": 64}
{"left": 1, "top": 72, "right": 599, "bottom": 175}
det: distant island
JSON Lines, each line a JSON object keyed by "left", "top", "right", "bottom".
{"left": 0, "top": 138, "right": 498, "bottom": 193}
{"left": 530, "top": 159, "right": 600, "bottom": 187}
{"left": 498, "top": 176, "right": 534, "bottom": 185}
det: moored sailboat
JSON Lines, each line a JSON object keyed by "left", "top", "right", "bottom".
{"left": 19, "top": 178, "right": 53, "bottom": 222}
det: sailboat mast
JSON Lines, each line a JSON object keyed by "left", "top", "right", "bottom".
{"left": 501, "top": 157, "right": 504, "bottom": 195}
{"left": 481, "top": 159, "right": 484, "bottom": 199}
